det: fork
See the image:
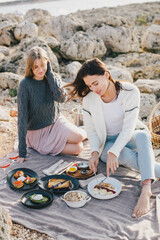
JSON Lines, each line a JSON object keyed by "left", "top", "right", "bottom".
{"left": 98, "top": 172, "right": 111, "bottom": 188}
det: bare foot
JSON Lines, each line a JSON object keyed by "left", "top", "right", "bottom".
{"left": 132, "top": 184, "right": 152, "bottom": 218}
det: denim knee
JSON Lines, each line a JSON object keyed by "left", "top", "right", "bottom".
{"left": 134, "top": 131, "right": 151, "bottom": 146}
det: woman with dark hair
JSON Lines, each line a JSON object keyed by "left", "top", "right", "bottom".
{"left": 17, "top": 47, "right": 87, "bottom": 163}
{"left": 67, "top": 58, "right": 160, "bottom": 218}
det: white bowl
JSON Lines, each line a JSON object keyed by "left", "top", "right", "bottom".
{"left": 61, "top": 190, "right": 91, "bottom": 208}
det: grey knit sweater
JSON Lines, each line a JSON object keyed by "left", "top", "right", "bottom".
{"left": 17, "top": 62, "right": 66, "bottom": 158}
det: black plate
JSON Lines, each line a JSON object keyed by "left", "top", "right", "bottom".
{"left": 38, "top": 174, "right": 79, "bottom": 194}
{"left": 21, "top": 189, "right": 53, "bottom": 209}
{"left": 7, "top": 168, "right": 39, "bottom": 191}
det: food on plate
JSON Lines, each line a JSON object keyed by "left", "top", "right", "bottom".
{"left": 93, "top": 182, "right": 116, "bottom": 195}
{"left": 48, "top": 178, "right": 71, "bottom": 189}
{"left": 14, "top": 171, "right": 24, "bottom": 179}
{"left": 13, "top": 180, "right": 24, "bottom": 188}
{"left": 68, "top": 166, "right": 77, "bottom": 173}
{"left": 64, "top": 191, "right": 85, "bottom": 202}
{"left": 24, "top": 175, "right": 37, "bottom": 184}
{"left": 17, "top": 176, "right": 26, "bottom": 182}
{"left": 30, "top": 194, "right": 48, "bottom": 203}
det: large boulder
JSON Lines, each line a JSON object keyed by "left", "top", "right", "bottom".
{"left": 135, "top": 79, "right": 160, "bottom": 97}
{"left": 66, "top": 61, "right": 82, "bottom": 82}
{"left": 141, "top": 24, "right": 160, "bottom": 53}
{"left": 105, "top": 52, "right": 160, "bottom": 80}
{"left": 49, "top": 15, "right": 84, "bottom": 41}
{"left": 91, "top": 25, "right": 140, "bottom": 53}
{"left": 0, "top": 72, "right": 22, "bottom": 89}
{"left": 106, "top": 65, "right": 133, "bottom": 82}
{"left": 0, "top": 20, "right": 17, "bottom": 46}
{"left": 139, "top": 93, "right": 157, "bottom": 121}
{"left": 45, "top": 36, "right": 60, "bottom": 52}
{"left": 0, "top": 207, "right": 12, "bottom": 240}
{"left": 14, "top": 20, "right": 38, "bottom": 41}
{"left": 60, "top": 31, "right": 106, "bottom": 60}
{"left": 24, "top": 9, "right": 52, "bottom": 37}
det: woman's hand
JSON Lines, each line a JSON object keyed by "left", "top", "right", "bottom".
{"left": 89, "top": 151, "right": 99, "bottom": 173}
{"left": 16, "top": 157, "right": 27, "bottom": 163}
{"left": 106, "top": 152, "right": 119, "bottom": 177}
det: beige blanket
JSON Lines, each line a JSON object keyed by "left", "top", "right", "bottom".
{"left": 0, "top": 145, "right": 160, "bottom": 240}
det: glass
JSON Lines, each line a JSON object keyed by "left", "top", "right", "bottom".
{"left": 0, "top": 158, "right": 11, "bottom": 185}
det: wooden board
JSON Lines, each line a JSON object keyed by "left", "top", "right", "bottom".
{"left": 66, "top": 168, "right": 94, "bottom": 179}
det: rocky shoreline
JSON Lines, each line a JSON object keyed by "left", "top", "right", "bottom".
{"left": 0, "top": 2, "right": 160, "bottom": 239}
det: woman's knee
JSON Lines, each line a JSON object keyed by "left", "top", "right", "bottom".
{"left": 72, "top": 142, "right": 83, "bottom": 155}
{"left": 134, "top": 131, "right": 151, "bottom": 144}
{"left": 67, "top": 131, "right": 85, "bottom": 143}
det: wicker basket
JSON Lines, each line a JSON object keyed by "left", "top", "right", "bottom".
{"left": 148, "top": 102, "right": 160, "bottom": 148}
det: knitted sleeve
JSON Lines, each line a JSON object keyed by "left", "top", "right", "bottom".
{"left": 108, "top": 85, "right": 140, "bottom": 158}
{"left": 17, "top": 80, "right": 29, "bottom": 158}
{"left": 45, "top": 62, "right": 66, "bottom": 102}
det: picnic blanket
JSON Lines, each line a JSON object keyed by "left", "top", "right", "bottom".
{"left": 0, "top": 143, "right": 160, "bottom": 240}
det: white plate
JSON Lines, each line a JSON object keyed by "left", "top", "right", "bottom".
{"left": 87, "top": 177, "right": 122, "bottom": 200}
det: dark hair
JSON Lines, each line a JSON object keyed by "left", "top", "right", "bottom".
{"left": 66, "top": 58, "right": 122, "bottom": 100}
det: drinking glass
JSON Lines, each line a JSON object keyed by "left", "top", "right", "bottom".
{"left": 0, "top": 158, "right": 11, "bottom": 185}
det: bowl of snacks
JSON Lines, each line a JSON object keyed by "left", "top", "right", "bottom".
{"left": 68, "top": 166, "right": 77, "bottom": 174}
{"left": 77, "top": 162, "right": 89, "bottom": 170}
{"left": 61, "top": 190, "right": 91, "bottom": 208}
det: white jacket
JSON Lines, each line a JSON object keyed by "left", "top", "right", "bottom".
{"left": 82, "top": 82, "right": 149, "bottom": 158}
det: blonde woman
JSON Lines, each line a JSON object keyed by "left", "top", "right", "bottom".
{"left": 17, "top": 47, "right": 87, "bottom": 163}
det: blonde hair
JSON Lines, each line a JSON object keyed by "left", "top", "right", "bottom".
{"left": 25, "top": 47, "right": 48, "bottom": 78}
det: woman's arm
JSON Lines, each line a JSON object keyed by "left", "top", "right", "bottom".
{"left": 108, "top": 85, "right": 140, "bottom": 158}
{"left": 45, "top": 61, "right": 66, "bottom": 103}
{"left": 17, "top": 80, "right": 29, "bottom": 159}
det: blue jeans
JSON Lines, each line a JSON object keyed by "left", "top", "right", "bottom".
{"left": 100, "top": 130, "right": 160, "bottom": 182}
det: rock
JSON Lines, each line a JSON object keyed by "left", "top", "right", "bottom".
{"left": 0, "top": 21, "right": 17, "bottom": 46}
{"left": 106, "top": 65, "right": 133, "bottom": 82}
{"left": 71, "top": 10, "right": 129, "bottom": 30}
{"left": 0, "top": 52, "right": 5, "bottom": 62}
{"left": 105, "top": 52, "right": 160, "bottom": 80}
{"left": 141, "top": 24, "right": 160, "bottom": 53}
{"left": 14, "top": 20, "right": 38, "bottom": 41}
{"left": 24, "top": 9, "right": 51, "bottom": 25}
{"left": 139, "top": 93, "right": 157, "bottom": 121}
{"left": 66, "top": 61, "right": 82, "bottom": 81}
{"left": 91, "top": 25, "right": 140, "bottom": 53}
{"left": 0, "top": 207, "right": 12, "bottom": 240}
{"left": 153, "top": 17, "right": 160, "bottom": 25}
{"left": 24, "top": 9, "right": 52, "bottom": 37}
{"left": 135, "top": 79, "right": 160, "bottom": 97}
{"left": 60, "top": 31, "right": 106, "bottom": 60}
{"left": 49, "top": 15, "right": 84, "bottom": 41}
{"left": 0, "top": 46, "right": 9, "bottom": 56}
{"left": 0, "top": 72, "right": 22, "bottom": 89}
{"left": 45, "top": 36, "right": 60, "bottom": 52}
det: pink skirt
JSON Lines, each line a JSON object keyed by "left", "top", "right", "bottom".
{"left": 26, "top": 115, "right": 75, "bottom": 156}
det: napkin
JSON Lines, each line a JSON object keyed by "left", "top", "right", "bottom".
{"left": 79, "top": 173, "right": 105, "bottom": 189}
{"left": 43, "top": 159, "right": 65, "bottom": 175}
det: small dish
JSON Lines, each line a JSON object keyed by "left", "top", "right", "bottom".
{"left": 61, "top": 190, "right": 91, "bottom": 208}
{"left": 68, "top": 166, "right": 77, "bottom": 174}
{"left": 77, "top": 162, "right": 89, "bottom": 170}
{"left": 80, "top": 170, "right": 89, "bottom": 175}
